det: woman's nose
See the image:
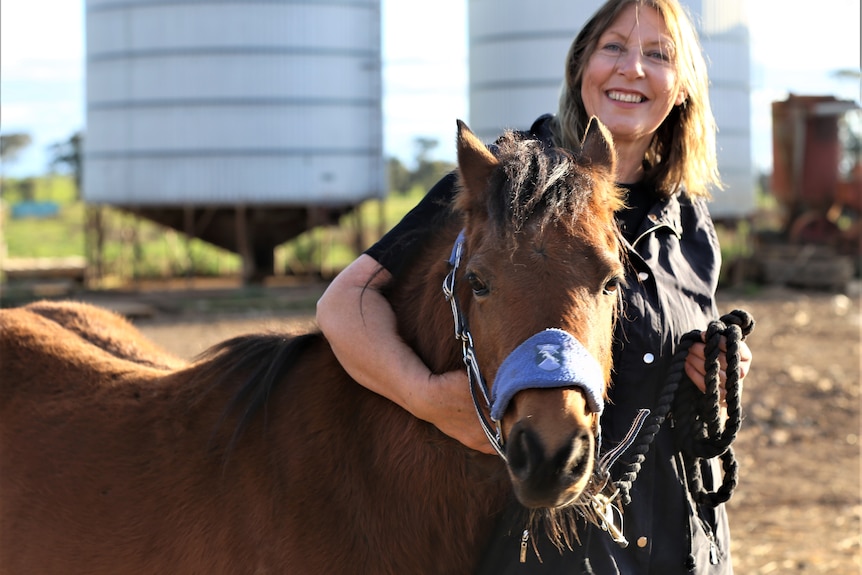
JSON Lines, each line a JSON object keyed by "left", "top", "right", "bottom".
{"left": 616, "top": 50, "right": 645, "bottom": 78}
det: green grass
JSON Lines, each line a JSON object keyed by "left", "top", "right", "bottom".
{"left": 2, "top": 176, "right": 426, "bottom": 283}
{"left": 3, "top": 177, "right": 84, "bottom": 257}
{"left": 4, "top": 202, "right": 86, "bottom": 258}
{"left": 275, "top": 187, "right": 425, "bottom": 275}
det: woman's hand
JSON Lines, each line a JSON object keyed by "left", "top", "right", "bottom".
{"left": 684, "top": 333, "right": 752, "bottom": 403}
{"left": 413, "top": 369, "right": 497, "bottom": 455}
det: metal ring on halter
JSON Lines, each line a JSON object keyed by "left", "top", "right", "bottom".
{"left": 468, "top": 366, "right": 508, "bottom": 460}
{"left": 442, "top": 232, "right": 467, "bottom": 341}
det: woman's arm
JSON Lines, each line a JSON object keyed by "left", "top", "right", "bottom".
{"left": 316, "top": 253, "right": 496, "bottom": 454}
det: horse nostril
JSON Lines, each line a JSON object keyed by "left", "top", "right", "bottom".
{"left": 566, "top": 431, "right": 593, "bottom": 478}
{"left": 506, "top": 423, "right": 541, "bottom": 481}
{"left": 505, "top": 423, "right": 596, "bottom": 509}
{"left": 507, "top": 426, "right": 594, "bottom": 484}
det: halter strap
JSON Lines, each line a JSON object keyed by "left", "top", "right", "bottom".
{"left": 442, "top": 230, "right": 506, "bottom": 459}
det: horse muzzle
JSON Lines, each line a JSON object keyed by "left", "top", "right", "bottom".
{"left": 491, "top": 329, "right": 605, "bottom": 509}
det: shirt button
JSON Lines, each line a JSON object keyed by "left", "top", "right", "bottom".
{"left": 637, "top": 271, "right": 649, "bottom": 281}
{"left": 637, "top": 536, "right": 648, "bottom": 548}
{"left": 643, "top": 353, "right": 655, "bottom": 364}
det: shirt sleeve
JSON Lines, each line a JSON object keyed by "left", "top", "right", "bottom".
{"left": 364, "top": 171, "right": 459, "bottom": 278}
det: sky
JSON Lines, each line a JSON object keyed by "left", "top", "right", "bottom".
{"left": 1, "top": 0, "right": 860, "bottom": 179}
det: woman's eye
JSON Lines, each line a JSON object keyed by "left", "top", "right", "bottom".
{"left": 466, "top": 272, "right": 489, "bottom": 296}
{"left": 646, "top": 50, "right": 670, "bottom": 62}
{"left": 602, "top": 42, "right": 623, "bottom": 53}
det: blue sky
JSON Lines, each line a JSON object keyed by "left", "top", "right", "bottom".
{"left": 1, "top": 0, "right": 860, "bottom": 178}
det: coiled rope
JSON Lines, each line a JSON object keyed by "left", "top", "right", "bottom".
{"left": 613, "top": 309, "right": 755, "bottom": 507}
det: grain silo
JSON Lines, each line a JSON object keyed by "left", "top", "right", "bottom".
{"left": 468, "top": 0, "right": 753, "bottom": 219}
{"left": 84, "top": 0, "right": 384, "bottom": 281}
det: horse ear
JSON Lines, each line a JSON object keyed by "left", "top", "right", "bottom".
{"left": 579, "top": 116, "right": 616, "bottom": 175}
{"left": 456, "top": 120, "right": 499, "bottom": 201}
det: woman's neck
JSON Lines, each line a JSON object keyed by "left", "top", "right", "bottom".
{"left": 613, "top": 139, "right": 650, "bottom": 184}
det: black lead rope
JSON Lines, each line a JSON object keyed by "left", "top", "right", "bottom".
{"left": 612, "top": 309, "right": 755, "bottom": 508}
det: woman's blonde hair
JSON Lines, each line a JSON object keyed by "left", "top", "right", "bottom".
{"left": 554, "top": 0, "right": 721, "bottom": 198}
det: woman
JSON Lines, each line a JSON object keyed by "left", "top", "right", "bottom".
{"left": 317, "top": 0, "right": 752, "bottom": 573}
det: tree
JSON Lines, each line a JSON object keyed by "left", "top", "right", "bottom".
{"left": 387, "top": 156, "right": 412, "bottom": 195}
{"left": 0, "top": 133, "right": 33, "bottom": 195}
{"left": 410, "top": 137, "right": 454, "bottom": 192}
{"left": 48, "top": 131, "right": 83, "bottom": 199}
{"left": 386, "top": 137, "right": 456, "bottom": 196}
{"left": 0, "top": 133, "right": 32, "bottom": 164}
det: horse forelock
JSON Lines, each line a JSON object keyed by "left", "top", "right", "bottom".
{"left": 482, "top": 132, "right": 621, "bottom": 245}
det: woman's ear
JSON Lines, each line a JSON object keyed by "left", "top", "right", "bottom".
{"left": 675, "top": 88, "right": 687, "bottom": 107}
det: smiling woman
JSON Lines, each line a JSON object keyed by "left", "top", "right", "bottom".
{"left": 576, "top": 4, "right": 688, "bottom": 182}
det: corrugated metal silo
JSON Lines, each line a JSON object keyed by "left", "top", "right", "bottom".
{"left": 468, "top": 0, "right": 603, "bottom": 142}
{"left": 84, "top": 0, "right": 383, "bottom": 279}
{"left": 690, "top": 0, "right": 753, "bottom": 219}
{"left": 468, "top": 0, "right": 753, "bottom": 219}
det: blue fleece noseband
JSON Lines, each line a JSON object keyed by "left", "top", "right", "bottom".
{"left": 490, "top": 328, "right": 605, "bottom": 421}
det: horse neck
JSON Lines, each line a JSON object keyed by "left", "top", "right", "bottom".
{"left": 386, "top": 217, "right": 466, "bottom": 375}
{"left": 368, "top": 218, "right": 511, "bottom": 569}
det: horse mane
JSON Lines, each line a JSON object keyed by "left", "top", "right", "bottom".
{"left": 458, "top": 130, "right": 624, "bottom": 245}
{"left": 192, "top": 332, "right": 322, "bottom": 454}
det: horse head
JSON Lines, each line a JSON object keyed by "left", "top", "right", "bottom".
{"left": 451, "top": 119, "right": 624, "bottom": 511}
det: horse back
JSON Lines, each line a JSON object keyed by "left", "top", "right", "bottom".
{"left": 21, "top": 300, "right": 186, "bottom": 369}
{"left": 0, "top": 303, "right": 507, "bottom": 573}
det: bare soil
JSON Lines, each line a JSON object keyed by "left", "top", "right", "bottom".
{"left": 82, "top": 281, "right": 862, "bottom": 574}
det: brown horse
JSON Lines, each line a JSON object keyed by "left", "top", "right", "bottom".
{"left": 0, "top": 120, "right": 624, "bottom": 574}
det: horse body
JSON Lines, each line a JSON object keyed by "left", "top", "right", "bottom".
{"left": 0, "top": 308, "right": 505, "bottom": 573}
{"left": 0, "top": 120, "right": 623, "bottom": 574}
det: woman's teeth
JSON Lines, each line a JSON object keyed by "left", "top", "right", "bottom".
{"left": 608, "top": 91, "right": 644, "bottom": 103}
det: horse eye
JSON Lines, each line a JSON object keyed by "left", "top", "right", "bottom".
{"left": 466, "top": 272, "right": 489, "bottom": 296}
{"left": 603, "top": 276, "right": 622, "bottom": 296}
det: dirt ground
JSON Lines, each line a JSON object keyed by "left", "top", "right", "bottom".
{"left": 85, "top": 281, "right": 862, "bottom": 573}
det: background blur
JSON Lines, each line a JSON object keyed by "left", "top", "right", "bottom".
{"left": 1, "top": 0, "right": 860, "bottom": 289}
{"left": 2, "top": 0, "right": 859, "bottom": 175}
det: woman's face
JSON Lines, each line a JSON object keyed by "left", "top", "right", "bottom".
{"left": 580, "top": 4, "right": 685, "bottom": 148}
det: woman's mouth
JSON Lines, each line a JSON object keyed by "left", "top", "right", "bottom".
{"left": 607, "top": 90, "right": 645, "bottom": 104}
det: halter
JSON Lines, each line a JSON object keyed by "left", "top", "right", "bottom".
{"left": 441, "top": 230, "right": 607, "bottom": 459}
{"left": 442, "top": 230, "right": 508, "bottom": 459}
{"left": 441, "top": 230, "right": 653, "bottom": 549}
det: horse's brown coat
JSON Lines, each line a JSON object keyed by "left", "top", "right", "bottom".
{"left": 22, "top": 300, "right": 187, "bottom": 369}
{"left": 0, "top": 121, "right": 623, "bottom": 574}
